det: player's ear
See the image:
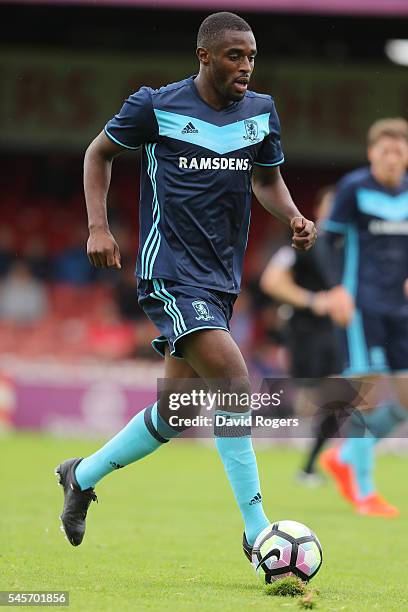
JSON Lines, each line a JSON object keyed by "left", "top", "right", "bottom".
{"left": 196, "top": 47, "right": 210, "bottom": 65}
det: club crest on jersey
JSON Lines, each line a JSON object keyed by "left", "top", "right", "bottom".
{"left": 243, "top": 119, "right": 259, "bottom": 142}
{"left": 192, "top": 300, "right": 214, "bottom": 321}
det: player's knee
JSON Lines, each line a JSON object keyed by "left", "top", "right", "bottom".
{"left": 212, "top": 376, "right": 252, "bottom": 414}
{"left": 203, "top": 350, "right": 249, "bottom": 380}
{"left": 229, "top": 376, "right": 251, "bottom": 397}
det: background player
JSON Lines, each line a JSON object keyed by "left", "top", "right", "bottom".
{"left": 55, "top": 12, "right": 316, "bottom": 559}
{"left": 260, "top": 187, "right": 342, "bottom": 485}
{"left": 320, "top": 118, "right": 408, "bottom": 517}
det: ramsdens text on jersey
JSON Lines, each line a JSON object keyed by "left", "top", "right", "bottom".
{"left": 178, "top": 157, "right": 252, "bottom": 171}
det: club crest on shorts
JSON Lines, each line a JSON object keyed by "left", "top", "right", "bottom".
{"left": 243, "top": 119, "right": 259, "bottom": 142}
{"left": 192, "top": 300, "right": 214, "bottom": 321}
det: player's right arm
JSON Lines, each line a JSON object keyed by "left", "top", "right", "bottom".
{"left": 320, "top": 176, "right": 358, "bottom": 327}
{"left": 84, "top": 85, "right": 158, "bottom": 269}
{"left": 84, "top": 132, "right": 124, "bottom": 269}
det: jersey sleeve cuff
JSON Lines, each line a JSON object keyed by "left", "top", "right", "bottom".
{"left": 104, "top": 126, "right": 140, "bottom": 150}
{"left": 253, "top": 156, "right": 285, "bottom": 167}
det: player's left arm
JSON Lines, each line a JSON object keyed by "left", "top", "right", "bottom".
{"left": 252, "top": 165, "right": 317, "bottom": 251}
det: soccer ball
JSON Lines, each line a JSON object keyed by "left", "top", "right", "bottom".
{"left": 251, "top": 520, "right": 322, "bottom": 583}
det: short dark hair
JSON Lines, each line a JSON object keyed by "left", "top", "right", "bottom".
{"left": 197, "top": 12, "right": 252, "bottom": 50}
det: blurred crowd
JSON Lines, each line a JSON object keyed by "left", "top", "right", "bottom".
{"left": 0, "top": 153, "right": 321, "bottom": 373}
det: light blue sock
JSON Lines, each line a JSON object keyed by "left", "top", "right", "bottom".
{"left": 361, "top": 401, "right": 407, "bottom": 439}
{"left": 75, "top": 402, "right": 180, "bottom": 490}
{"left": 340, "top": 402, "right": 407, "bottom": 500}
{"left": 340, "top": 437, "right": 375, "bottom": 499}
{"left": 214, "top": 410, "right": 269, "bottom": 546}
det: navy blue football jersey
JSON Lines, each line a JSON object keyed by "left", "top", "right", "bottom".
{"left": 105, "top": 76, "right": 284, "bottom": 293}
{"left": 325, "top": 167, "right": 408, "bottom": 313}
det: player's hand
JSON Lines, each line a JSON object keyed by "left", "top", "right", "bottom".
{"left": 326, "top": 285, "right": 354, "bottom": 327}
{"left": 290, "top": 217, "right": 317, "bottom": 251}
{"left": 310, "top": 291, "right": 330, "bottom": 316}
{"left": 87, "top": 228, "right": 122, "bottom": 269}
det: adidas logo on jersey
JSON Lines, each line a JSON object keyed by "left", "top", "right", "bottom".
{"left": 182, "top": 122, "right": 198, "bottom": 134}
{"left": 249, "top": 492, "right": 262, "bottom": 505}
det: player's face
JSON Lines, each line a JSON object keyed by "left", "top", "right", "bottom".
{"left": 368, "top": 135, "right": 408, "bottom": 185}
{"left": 208, "top": 30, "right": 257, "bottom": 102}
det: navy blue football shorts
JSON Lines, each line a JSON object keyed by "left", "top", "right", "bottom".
{"left": 339, "top": 307, "right": 408, "bottom": 376}
{"left": 137, "top": 278, "right": 237, "bottom": 358}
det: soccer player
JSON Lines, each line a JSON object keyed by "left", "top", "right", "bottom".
{"left": 319, "top": 118, "right": 408, "bottom": 517}
{"left": 260, "top": 187, "right": 341, "bottom": 485}
{"left": 55, "top": 12, "right": 316, "bottom": 560}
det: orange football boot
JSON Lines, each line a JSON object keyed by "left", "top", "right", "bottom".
{"left": 319, "top": 446, "right": 358, "bottom": 504}
{"left": 356, "top": 493, "right": 400, "bottom": 518}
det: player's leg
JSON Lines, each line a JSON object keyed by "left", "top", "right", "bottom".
{"left": 179, "top": 328, "right": 270, "bottom": 547}
{"left": 320, "top": 311, "right": 382, "bottom": 507}
{"left": 344, "top": 313, "right": 408, "bottom": 515}
{"left": 299, "top": 398, "right": 341, "bottom": 483}
{"left": 337, "top": 374, "right": 379, "bottom": 497}
{"left": 323, "top": 379, "right": 403, "bottom": 517}
{"left": 321, "top": 312, "right": 403, "bottom": 515}
{"left": 320, "top": 377, "right": 391, "bottom": 510}
{"left": 56, "top": 349, "right": 198, "bottom": 546}
{"left": 289, "top": 334, "right": 325, "bottom": 482}
{"left": 352, "top": 314, "right": 408, "bottom": 514}
{"left": 289, "top": 326, "right": 342, "bottom": 484}
{"left": 74, "top": 350, "right": 198, "bottom": 489}
{"left": 386, "top": 311, "right": 408, "bottom": 427}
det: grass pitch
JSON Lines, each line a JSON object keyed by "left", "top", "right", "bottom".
{"left": 1, "top": 433, "right": 407, "bottom": 611}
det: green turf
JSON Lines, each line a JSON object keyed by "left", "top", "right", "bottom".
{"left": 1, "top": 434, "right": 407, "bottom": 611}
